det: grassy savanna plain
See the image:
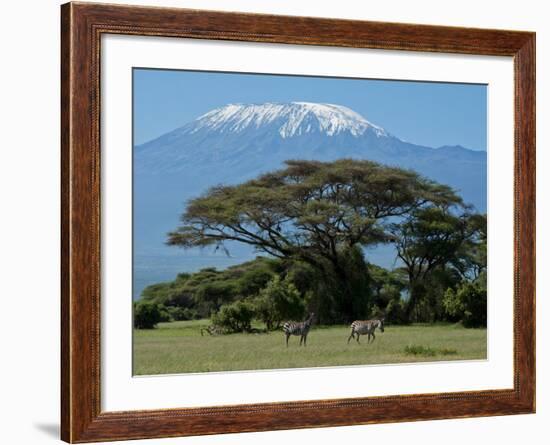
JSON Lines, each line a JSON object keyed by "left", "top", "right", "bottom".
{"left": 133, "top": 320, "right": 487, "bottom": 375}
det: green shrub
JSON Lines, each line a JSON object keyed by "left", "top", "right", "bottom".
{"left": 404, "top": 345, "right": 458, "bottom": 357}
{"left": 442, "top": 287, "right": 461, "bottom": 319}
{"left": 252, "top": 276, "right": 305, "bottom": 330}
{"left": 134, "top": 301, "right": 162, "bottom": 329}
{"left": 211, "top": 300, "right": 255, "bottom": 333}
{"left": 404, "top": 345, "right": 437, "bottom": 356}
{"left": 443, "top": 282, "right": 487, "bottom": 328}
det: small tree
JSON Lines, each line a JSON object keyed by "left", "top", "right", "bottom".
{"left": 253, "top": 276, "right": 305, "bottom": 330}
{"left": 391, "top": 206, "right": 471, "bottom": 321}
{"left": 134, "top": 301, "right": 163, "bottom": 329}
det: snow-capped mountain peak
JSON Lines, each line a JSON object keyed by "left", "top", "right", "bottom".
{"left": 135, "top": 100, "right": 486, "bottom": 227}
{"left": 186, "top": 102, "right": 388, "bottom": 138}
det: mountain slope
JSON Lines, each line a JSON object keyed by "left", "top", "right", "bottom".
{"left": 135, "top": 101, "right": 485, "bottom": 208}
{"left": 136, "top": 102, "right": 388, "bottom": 175}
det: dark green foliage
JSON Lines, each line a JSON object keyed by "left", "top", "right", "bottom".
{"left": 252, "top": 276, "right": 305, "bottom": 330}
{"left": 413, "top": 267, "right": 463, "bottom": 322}
{"left": 140, "top": 257, "right": 280, "bottom": 318}
{"left": 369, "top": 265, "right": 404, "bottom": 304}
{"left": 379, "top": 284, "right": 403, "bottom": 306}
{"left": 158, "top": 305, "right": 172, "bottom": 323}
{"left": 134, "top": 301, "right": 163, "bottom": 329}
{"left": 453, "top": 214, "right": 487, "bottom": 280}
{"left": 391, "top": 207, "right": 483, "bottom": 321}
{"left": 211, "top": 300, "right": 256, "bottom": 333}
{"left": 303, "top": 281, "right": 336, "bottom": 326}
{"left": 140, "top": 273, "right": 195, "bottom": 309}
{"left": 301, "top": 246, "right": 373, "bottom": 323}
{"left": 368, "top": 264, "right": 407, "bottom": 322}
{"left": 460, "top": 283, "right": 487, "bottom": 328}
{"left": 283, "top": 261, "right": 316, "bottom": 295}
{"left": 164, "top": 306, "right": 199, "bottom": 321}
{"left": 194, "top": 280, "right": 237, "bottom": 312}
{"left": 237, "top": 264, "right": 281, "bottom": 296}
{"left": 443, "top": 282, "right": 487, "bottom": 327}
{"left": 385, "top": 298, "right": 408, "bottom": 324}
{"left": 335, "top": 246, "right": 373, "bottom": 322}
{"left": 443, "top": 287, "right": 463, "bottom": 321}
{"left": 284, "top": 261, "right": 334, "bottom": 324}
{"left": 369, "top": 304, "right": 383, "bottom": 319}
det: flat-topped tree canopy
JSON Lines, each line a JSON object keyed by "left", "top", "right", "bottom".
{"left": 168, "top": 158, "right": 463, "bottom": 269}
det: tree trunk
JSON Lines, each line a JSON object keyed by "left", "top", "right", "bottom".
{"left": 332, "top": 262, "right": 359, "bottom": 323}
{"left": 405, "top": 282, "right": 421, "bottom": 322}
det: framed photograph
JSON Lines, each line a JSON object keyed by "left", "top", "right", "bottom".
{"left": 61, "top": 2, "right": 535, "bottom": 442}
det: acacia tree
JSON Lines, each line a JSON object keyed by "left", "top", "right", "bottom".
{"left": 390, "top": 207, "right": 482, "bottom": 321}
{"left": 452, "top": 213, "right": 487, "bottom": 282}
{"left": 168, "top": 159, "right": 462, "bottom": 321}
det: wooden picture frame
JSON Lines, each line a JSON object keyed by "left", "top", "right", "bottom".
{"left": 61, "top": 2, "right": 535, "bottom": 442}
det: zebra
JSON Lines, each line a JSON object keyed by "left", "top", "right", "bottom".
{"left": 347, "top": 318, "right": 385, "bottom": 344}
{"left": 283, "top": 312, "right": 315, "bottom": 347}
{"left": 200, "top": 325, "right": 226, "bottom": 336}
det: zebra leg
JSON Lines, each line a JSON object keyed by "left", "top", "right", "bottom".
{"left": 371, "top": 332, "right": 376, "bottom": 343}
{"left": 356, "top": 333, "right": 360, "bottom": 344}
{"left": 303, "top": 333, "right": 307, "bottom": 347}
{"left": 347, "top": 331, "right": 355, "bottom": 344}
{"left": 286, "top": 333, "right": 290, "bottom": 347}
{"left": 300, "top": 335, "right": 304, "bottom": 346}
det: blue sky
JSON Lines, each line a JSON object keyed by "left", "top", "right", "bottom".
{"left": 133, "top": 68, "right": 487, "bottom": 151}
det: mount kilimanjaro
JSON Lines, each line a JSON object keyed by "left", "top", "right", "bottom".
{"left": 133, "top": 102, "right": 486, "bottom": 296}
{"left": 136, "top": 102, "right": 485, "bottom": 206}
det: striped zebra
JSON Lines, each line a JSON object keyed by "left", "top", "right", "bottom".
{"left": 283, "top": 313, "right": 315, "bottom": 347}
{"left": 347, "top": 318, "right": 385, "bottom": 344}
{"left": 200, "top": 325, "right": 226, "bottom": 336}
